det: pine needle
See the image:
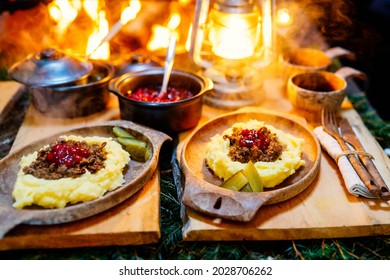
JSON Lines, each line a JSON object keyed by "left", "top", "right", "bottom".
{"left": 292, "top": 241, "right": 305, "bottom": 260}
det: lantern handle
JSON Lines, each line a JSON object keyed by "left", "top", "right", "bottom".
{"left": 189, "top": 0, "right": 212, "bottom": 68}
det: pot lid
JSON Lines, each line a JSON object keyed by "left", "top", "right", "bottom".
{"left": 115, "top": 53, "right": 162, "bottom": 76}
{"left": 8, "top": 48, "right": 93, "bottom": 86}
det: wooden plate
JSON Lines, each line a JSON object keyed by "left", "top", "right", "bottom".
{"left": 180, "top": 110, "right": 321, "bottom": 222}
{"left": 0, "top": 120, "right": 171, "bottom": 239}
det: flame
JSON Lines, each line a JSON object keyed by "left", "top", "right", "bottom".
{"left": 83, "top": 0, "right": 109, "bottom": 59}
{"left": 48, "top": 0, "right": 142, "bottom": 60}
{"left": 48, "top": 0, "right": 189, "bottom": 59}
{"left": 83, "top": 0, "right": 99, "bottom": 21}
{"left": 211, "top": 15, "right": 255, "bottom": 59}
{"left": 120, "top": 0, "right": 141, "bottom": 24}
{"left": 147, "top": 12, "right": 181, "bottom": 51}
{"left": 277, "top": 8, "right": 292, "bottom": 26}
{"left": 86, "top": 10, "right": 110, "bottom": 60}
{"left": 178, "top": 0, "right": 191, "bottom": 5}
{"left": 48, "top": 0, "right": 80, "bottom": 36}
{"left": 86, "top": 0, "right": 141, "bottom": 59}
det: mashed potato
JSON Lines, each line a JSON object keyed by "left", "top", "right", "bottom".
{"left": 205, "top": 120, "right": 305, "bottom": 188}
{"left": 12, "top": 135, "right": 130, "bottom": 209}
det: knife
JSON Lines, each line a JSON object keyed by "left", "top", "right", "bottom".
{"left": 339, "top": 118, "right": 390, "bottom": 200}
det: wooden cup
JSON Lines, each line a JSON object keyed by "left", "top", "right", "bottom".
{"left": 287, "top": 67, "right": 365, "bottom": 123}
{"left": 280, "top": 47, "right": 354, "bottom": 88}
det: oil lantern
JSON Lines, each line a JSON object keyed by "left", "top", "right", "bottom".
{"left": 189, "top": 0, "right": 276, "bottom": 108}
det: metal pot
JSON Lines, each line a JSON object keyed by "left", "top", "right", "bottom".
{"left": 9, "top": 48, "right": 93, "bottom": 87}
{"left": 8, "top": 48, "right": 114, "bottom": 118}
{"left": 27, "top": 60, "right": 114, "bottom": 118}
{"left": 114, "top": 53, "right": 162, "bottom": 77}
{"left": 108, "top": 68, "right": 213, "bottom": 133}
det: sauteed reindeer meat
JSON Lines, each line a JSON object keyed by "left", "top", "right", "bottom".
{"left": 223, "top": 127, "right": 283, "bottom": 163}
{"left": 23, "top": 138, "right": 107, "bottom": 180}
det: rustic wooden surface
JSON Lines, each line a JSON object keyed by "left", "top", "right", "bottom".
{"left": 0, "top": 82, "right": 161, "bottom": 250}
{"left": 1, "top": 77, "right": 390, "bottom": 247}
{"left": 0, "top": 81, "right": 23, "bottom": 124}
{"left": 179, "top": 78, "right": 390, "bottom": 241}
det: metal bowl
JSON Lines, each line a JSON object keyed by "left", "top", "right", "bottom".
{"left": 108, "top": 68, "right": 213, "bottom": 133}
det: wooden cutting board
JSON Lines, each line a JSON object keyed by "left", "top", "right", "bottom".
{"left": 0, "top": 82, "right": 161, "bottom": 250}
{"left": 179, "top": 79, "right": 390, "bottom": 241}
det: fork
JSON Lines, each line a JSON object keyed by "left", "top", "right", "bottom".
{"left": 321, "top": 108, "right": 381, "bottom": 197}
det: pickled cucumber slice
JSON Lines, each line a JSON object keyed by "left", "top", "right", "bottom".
{"left": 240, "top": 184, "right": 253, "bottom": 192}
{"left": 117, "top": 137, "right": 147, "bottom": 162}
{"left": 144, "top": 148, "right": 152, "bottom": 161}
{"left": 242, "top": 160, "right": 264, "bottom": 192}
{"left": 113, "top": 127, "right": 151, "bottom": 162}
{"left": 113, "top": 126, "right": 135, "bottom": 138}
{"left": 220, "top": 170, "right": 248, "bottom": 191}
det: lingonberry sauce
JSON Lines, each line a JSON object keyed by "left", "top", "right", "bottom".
{"left": 46, "top": 143, "right": 91, "bottom": 167}
{"left": 239, "top": 128, "right": 270, "bottom": 150}
{"left": 125, "top": 87, "right": 194, "bottom": 103}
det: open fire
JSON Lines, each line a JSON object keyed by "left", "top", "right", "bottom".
{"left": 0, "top": 0, "right": 194, "bottom": 69}
{"left": 1, "top": 0, "right": 348, "bottom": 73}
{"left": 1, "top": 0, "right": 377, "bottom": 110}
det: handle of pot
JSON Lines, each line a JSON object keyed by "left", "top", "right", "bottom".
{"left": 201, "top": 75, "right": 214, "bottom": 94}
{"left": 108, "top": 77, "right": 118, "bottom": 93}
{"left": 325, "top": 47, "right": 355, "bottom": 60}
{"left": 335, "top": 66, "right": 367, "bottom": 81}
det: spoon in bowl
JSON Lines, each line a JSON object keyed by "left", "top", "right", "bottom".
{"left": 157, "top": 34, "right": 177, "bottom": 99}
